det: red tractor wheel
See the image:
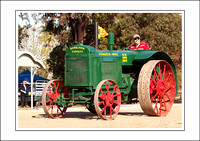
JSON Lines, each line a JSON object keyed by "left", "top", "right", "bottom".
{"left": 138, "top": 60, "right": 176, "bottom": 116}
{"left": 42, "top": 80, "right": 69, "bottom": 118}
{"left": 94, "top": 79, "right": 121, "bottom": 120}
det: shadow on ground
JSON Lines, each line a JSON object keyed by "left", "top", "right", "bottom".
{"left": 118, "top": 112, "right": 145, "bottom": 116}
{"left": 33, "top": 111, "right": 147, "bottom": 120}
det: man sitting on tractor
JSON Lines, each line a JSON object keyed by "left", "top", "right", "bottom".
{"left": 129, "top": 34, "right": 149, "bottom": 50}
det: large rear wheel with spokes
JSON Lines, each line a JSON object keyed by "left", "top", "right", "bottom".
{"left": 138, "top": 60, "right": 176, "bottom": 116}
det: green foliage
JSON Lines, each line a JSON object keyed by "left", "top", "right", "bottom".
{"left": 46, "top": 45, "right": 66, "bottom": 82}
{"left": 20, "top": 13, "right": 182, "bottom": 90}
{"left": 135, "top": 13, "right": 182, "bottom": 90}
{"left": 18, "top": 67, "right": 30, "bottom": 74}
{"left": 18, "top": 25, "right": 29, "bottom": 49}
{"left": 85, "top": 13, "right": 182, "bottom": 90}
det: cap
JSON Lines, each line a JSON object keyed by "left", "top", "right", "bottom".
{"left": 133, "top": 34, "right": 140, "bottom": 39}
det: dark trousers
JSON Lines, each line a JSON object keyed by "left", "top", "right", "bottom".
{"left": 21, "top": 95, "right": 28, "bottom": 107}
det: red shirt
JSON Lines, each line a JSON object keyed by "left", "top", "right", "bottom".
{"left": 129, "top": 42, "right": 149, "bottom": 50}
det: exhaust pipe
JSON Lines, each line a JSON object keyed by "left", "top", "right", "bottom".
{"left": 94, "top": 22, "right": 98, "bottom": 50}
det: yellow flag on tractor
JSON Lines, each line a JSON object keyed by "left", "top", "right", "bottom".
{"left": 98, "top": 25, "right": 109, "bottom": 39}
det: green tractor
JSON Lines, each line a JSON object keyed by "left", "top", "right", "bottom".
{"left": 42, "top": 32, "right": 177, "bottom": 120}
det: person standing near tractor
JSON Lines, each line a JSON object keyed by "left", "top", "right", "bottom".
{"left": 20, "top": 80, "right": 30, "bottom": 107}
{"left": 129, "top": 34, "right": 149, "bottom": 50}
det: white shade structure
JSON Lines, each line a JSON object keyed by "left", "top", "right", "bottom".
{"left": 18, "top": 51, "right": 45, "bottom": 108}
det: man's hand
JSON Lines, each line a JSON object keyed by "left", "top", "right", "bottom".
{"left": 26, "top": 82, "right": 31, "bottom": 85}
{"left": 21, "top": 90, "right": 26, "bottom": 94}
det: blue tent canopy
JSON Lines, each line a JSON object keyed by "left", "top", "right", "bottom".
{"left": 18, "top": 70, "right": 48, "bottom": 83}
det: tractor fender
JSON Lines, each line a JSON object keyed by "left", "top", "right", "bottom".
{"left": 134, "top": 51, "right": 178, "bottom": 97}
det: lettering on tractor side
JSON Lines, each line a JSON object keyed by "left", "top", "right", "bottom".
{"left": 70, "top": 47, "right": 85, "bottom": 50}
{"left": 72, "top": 50, "right": 83, "bottom": 53}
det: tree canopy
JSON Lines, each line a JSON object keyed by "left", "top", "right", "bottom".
{"left": 18, "top": 12, "right": 182, "bottom": 89}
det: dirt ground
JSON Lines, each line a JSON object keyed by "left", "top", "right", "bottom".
{"left": 17, "top": 103, "right": 182, "bottom": 129}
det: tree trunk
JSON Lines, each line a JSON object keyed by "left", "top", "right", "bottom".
{"left": 69, "top": 15, "right": 89, "bottom": 44}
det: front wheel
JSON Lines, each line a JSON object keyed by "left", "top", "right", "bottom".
{"left": 138, "top": 60, "right": 176, "bottom": 116}
{"left": 42, "top": 80, "right": 69, "bottom": 118}
{"left": 94, "top": 79, "right": 121, "bottom": 120}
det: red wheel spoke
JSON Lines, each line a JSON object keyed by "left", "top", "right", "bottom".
{"left": 157, "top": 72, "right": 162, "bottom": 81}
{"left": 165, "top": 73, "right": 171, "bottom": 83}
{"left": 52, "top": 106, "right": 54, "bottom": 116}
{"left": 49, "top": 105, "right": 53, "bottom": 116}
{"left": 99, "top": 94, "right": 106, "bottom": 100}
{"left": 47, "top": 105, "right": 53, "bottom": 111}
{"left": 56, "top": 82, "right": 60, "bottom": 90}
{"left": 57, "top": 106, "right": 63, "bottom": 117}
{"left": 159, "top": 72, "right": 162, "bottom": 80}
{"left": 151, "top": 93, "right": 158, "bottom": 102}
{"left": 46, "top": 99, "right": 51, "bottom": 104}
{"left": 153, "top": 68, "right": 159, "bottom": 79}
{"left": 165, "top": 86, "right": 173, "bottom": 93}
{"left": 150, "top": 78, "right": 157, "bottom": 85}
{"left": 158, "top": 63, "right": 162, "bottom": 80}
{"left": 98, "top": 101, "right": 105, "bottom": 106}
{"left": 57, "top": 105, "right": 62, "bottom": 112}
{"left": 164, "top": 93, "right": 171, "bottom": 101}
{"left": 107, "top": 82, "right": 111, "bottom": 92}
{"left": 48, "top": 86, "right": 52, "bottom": 94}
{"left": 101, "top": 105, "right": 108, "bottom": 114}
{"left": 104, "top": 108, "right": 106, "bottom": 119}
{"left": 159, "top": 97, "right": 162, "bottom": 115}
{"left": 154, "top": 96, "right": 159, "bottom": 112}
{"left": 104, "top": 82, "right": 108, "bottom": 91}
{"left": 111, "top": 85, "right": 117, "bottom": 95}
{"left": 113, "top": 100, "right": 119, "bottom": 105}
{"left": 113, "top": 93, "right": 120, "bottom": 97}
{"left": 98, "top": 95, "right": 103, "bottom": 98}
{"left": 163, "top": 96, "right": 167, "bottom": 111}
{"left": 153, "top": 71, "right": 156, "bottom": 80}
{"left": 154, "top": 64, "right": 162, "bottom": 81}
{"left": 154, "top": 103, "right": 158, "bottom": 113}
{"left": 158, "top": 63, "right": 161, "bottom": 73}
{"left": 150, "top": 79, "right": 156, "bottom": 94}
{"left": 150, "top": 88, "right": 157, "bottom": 91}
{"left": 110, "top": 106, "right": 116, "bottom": 113}
{"left": 160, "top": 97, "right": 163, "bottom": 107}
{"left": 46, "top": 93, "right": 51, "bottom": 96}
{"left": 110, "top": 107, "right": 112, "bottom": 119}
{"left": 100, "top": 88, "right": 104, "bottom": 95}
{"left": 53, "top": 81, "right": 59, "bottom": 93}
{"left": 163, "top": 65, "right": 166, "bottom": 80}
{"left": 47, "top": 99, "right": 53, "bottom": 105}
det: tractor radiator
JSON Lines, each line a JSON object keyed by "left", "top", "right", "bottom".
{"left": 66, "top": 57, "right": 88, "bottom": 85}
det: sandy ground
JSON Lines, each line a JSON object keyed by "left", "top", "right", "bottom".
{"left": 17, "top": 103, "right": 182, "bottom": 129}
